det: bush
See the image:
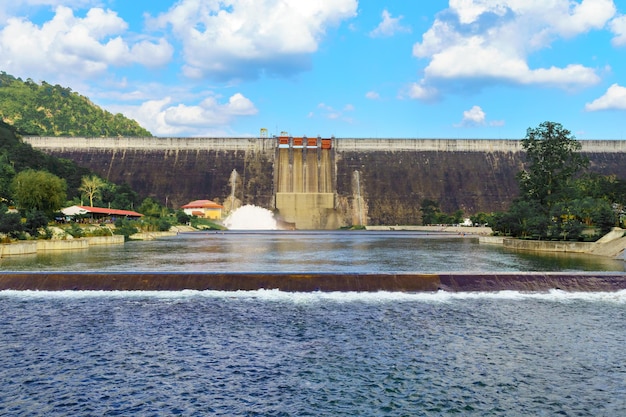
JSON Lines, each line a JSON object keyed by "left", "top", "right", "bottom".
{"left": 157, "top": 218, "right": 171, "bottom": 232}
{"left": 114, "top": 218, "right": 138, "bottom": 240}
{"left": 0, "top": 210, "right": 23, "bottom": 238}
{"left": 66, "top": 222, "right": 84, "bottom": 238}
{"left": 24, "top": 210, "right": 49, "bottom": 237}
{"left": 176, "top": 210, "right": 190, "bottom": 224}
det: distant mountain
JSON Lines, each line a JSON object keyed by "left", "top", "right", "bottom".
{"left": 0, "top": 72, "right": 151, "bottom": 137}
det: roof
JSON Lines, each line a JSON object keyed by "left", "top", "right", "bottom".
{"left": 62, "top": 205, "right": 143, "bottom": 217}
{"left": 181, "top": 199, "right": 224, "bottom": 209}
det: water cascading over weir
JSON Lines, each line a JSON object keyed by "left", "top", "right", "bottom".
{"left": 274, "top": 135, "right": 339, "bottom": 229}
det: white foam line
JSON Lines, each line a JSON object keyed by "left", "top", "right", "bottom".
{"left": 1, "top": 289, "right": 625, "bottom": 304}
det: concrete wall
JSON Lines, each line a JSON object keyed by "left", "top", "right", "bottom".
{"left": 503, "top": 238, "right": 595, "bottom": 253}
{"left": 25, "top": 136, "right": 626, "bottom": 153}
{"left": 0, "top": 235, "right": 124, "bottom": 258}
{"left": 24, "top": 137, "right": 626, "bottom": 227}
{"left": 275, "top": 193, "right": 337, "bottom": 229}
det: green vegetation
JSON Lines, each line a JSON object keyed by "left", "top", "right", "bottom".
{"left": 490, "top": 121, "right": 625, "bottom": 241}
{"left": 78, "top": 175, "right": 106, "bottom": 207}
{"left": 1, "top": 119, "right": 92, "bottom": 202}
{"left": 0, "top": 72, "right": 151, "bottom": 137}
{"left": 420, "top": 199, "right": 464, "bottom": 225}
{"left": 11, "top": 169, "right": 67, "bottom": 216}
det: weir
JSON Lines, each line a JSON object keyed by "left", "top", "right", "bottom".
{"left": 1, "top": 272, "right": 625, "bottom": 292}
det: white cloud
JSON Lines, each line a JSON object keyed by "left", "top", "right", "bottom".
{"left": 365, "top": 91, "right": 380, "bottom": 100}
{"left": 409, "top": 0, "right": 615, "bottom": 100}
{"left": 609, "top": 15, "right": 626, "bottom": 46}
{"left": 585, "top": 84, "right": 626, "bottom": 111}
{"left": 401, "top": 82, "right": 438, "bottom": 101}
{"left": 0, "top": 6, "right": 173, "bottom": 81}
{"left": 151, "top": 0, "right": 357, "bottom": 80}
{"left": 455, "top": 105, "right": 505, "bottom": 127}
{"left": 315, "top": 102, "right": 353, "bottom": 121}
{"left": 458, "top": 105, "right": 486, "bottom": 126}
{"left": 369, "top": 9, "right": 411, "bottom": 38}
{"left": 113, "top": 93, "right": 258, "bottom": 136}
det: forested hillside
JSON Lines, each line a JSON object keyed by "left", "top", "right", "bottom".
{"left": 0, "top": 120, "right": 92, "bottom": 201}
{"left": 0, "top": 72, "right": 151, "bottom": 137}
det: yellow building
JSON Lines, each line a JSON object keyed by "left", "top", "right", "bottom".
{"left": 181, "top": 200, "right": 224, "bottom": 220}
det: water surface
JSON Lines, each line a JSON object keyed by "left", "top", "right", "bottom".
{"left": 1, "top": 231, "right": 623, "bottom": 273}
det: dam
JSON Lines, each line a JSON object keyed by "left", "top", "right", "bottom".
{"left": 23, "top": 136, "right": 626, "bottom": 229}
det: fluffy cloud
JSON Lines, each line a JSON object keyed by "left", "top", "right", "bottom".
{"left": 609, "top": 14, "right": 626, "bottom": 46}
{"left": 365, "top": 91, "right": 380, "bottom": 100}
{"left": 151, "top": 0, "right": 357, "bottom": 80}
{"left": 409, "top": 0, "right": 615, "bottom": 100}
{"left": 460, "top": 105, "right": 486, "bottom": 125}
{"left": 0, "top": 6, "right": 173, "bottom": 81}
{"left": 455, "top": 105, "right": 505, "bottom": 127}
{"left": 585, "top": 84, "right": 626, "bottom": 111}
{"left": 401, "top": 82, "right": 438, "bottom": 102}
{"left": 369, "top": 9, "right": 411, "bottom": 38}
{"left": 111, "top": 93, "right": 258, "bottom": 137}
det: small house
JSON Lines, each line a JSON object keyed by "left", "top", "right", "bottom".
{"left": 181, "top": 200, "right": 224, "bottom": 220}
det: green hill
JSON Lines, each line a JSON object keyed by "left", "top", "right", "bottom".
{"left": 0, "top": 120, "right": 92, "bottom": 202}
{"left": 0, "top": 72, "right": 151, "bottom": 137}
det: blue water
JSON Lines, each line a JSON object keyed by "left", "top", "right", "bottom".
{"left": 1, "top": 231, "right": 624, "bottom": 272}
{"left": 1, "top": 232, "right": 625, "bottom": 415}
{"left": 1, "top": 290, "right": 625, "bottom": 416}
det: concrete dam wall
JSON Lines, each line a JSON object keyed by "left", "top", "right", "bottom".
{"left": 24, "top": 136, "right": 626, "bottom": 228}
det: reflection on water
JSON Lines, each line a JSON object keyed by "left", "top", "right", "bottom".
{"left": 0, "top": 231, "right": 623, "bottom": 273}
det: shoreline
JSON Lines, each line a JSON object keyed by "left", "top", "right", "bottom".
{"left": 365, "top": 225, "right": 493, "bottom": 235}
{"left": 1, "top": 272, "right": 625, "bottom": 292}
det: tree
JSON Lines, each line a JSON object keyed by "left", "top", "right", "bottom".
{"left": 517, "top": 121, "right": 588, "bottom": 208}
{"left": 138, "top": 197, "right": 164, "bottom": 218}
{"left": 11, "top": 169, "right": 67, "bottom": 215}
{"left": 24, "top": 210, "right": 49, "bottom": 237}
{"left": 420, "top": 199, "right": 441, "bottom": 225}
{"left": 0, "top": 152, "right": 15, "bottom": 202}
{"left": 78, "top": 174, "right": 105, "bottom": 207}
{"left": 0, "top": 206, "right": 22, "bottom": 238}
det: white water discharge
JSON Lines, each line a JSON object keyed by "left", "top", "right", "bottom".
{"left": 223, "top": 205, "right": 278, "bottom": 230}
{"left": 3, "top": 289, "right": 626, "bottom": 303}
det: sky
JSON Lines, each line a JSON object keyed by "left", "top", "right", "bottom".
{"left": 1, "top": 0, "right": 626, "bottom": 139}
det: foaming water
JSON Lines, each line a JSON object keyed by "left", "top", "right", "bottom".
{"left": 222, "top": 204, "right": 277, "bottom": 230}
{"left": 2, "top": 288, "right": 626, "bottom": 304}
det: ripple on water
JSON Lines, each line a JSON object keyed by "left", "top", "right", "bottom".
{"left": 0, "top": 293, "right": 625, "bottom": 415}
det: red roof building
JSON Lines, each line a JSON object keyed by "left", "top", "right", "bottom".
{"left": 180, "top": 200, "right": 224, "bottom": 220}
{"left": 62, "top": 205, "right": 143, "bottom": 220}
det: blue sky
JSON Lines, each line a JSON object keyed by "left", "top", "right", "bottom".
{"left": 1, "top": 1, "right": 626, "bottom": 139}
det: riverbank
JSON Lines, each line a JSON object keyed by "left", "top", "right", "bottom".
{"left": 0, "top": 235, "right": 124, "bottom": 258}
{"left": 365, "top": 225, "right": 493, "bottom": 235}
{"left": 479, "top": 228, "right": 626, "bottom": 260}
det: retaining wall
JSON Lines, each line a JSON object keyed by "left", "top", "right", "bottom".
{"left": 503, "top": 239, "right": 595, "bottom": 253}
{"left": 0, "top": 235, "right": 124, "bottom": 258}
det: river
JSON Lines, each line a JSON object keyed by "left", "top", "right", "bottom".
{"left": 1, "top": 231, "right": 625, "bottom": 415}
